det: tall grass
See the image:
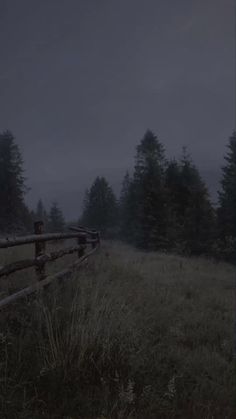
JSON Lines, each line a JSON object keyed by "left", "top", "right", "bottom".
{"left": 0, "top": 240, "right": 77, "bottom": 298}
{"left": 0, "top": 242, "right": 235, "bottom": 418}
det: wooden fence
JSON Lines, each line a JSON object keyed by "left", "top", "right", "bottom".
{"left": 0, "top": 222, "right": 100, "bottom": 309}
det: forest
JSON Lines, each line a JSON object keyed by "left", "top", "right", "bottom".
{"left": 0, "top": 129, "right": 235, "bottom": 417}
{"left": 0, "top": 129, "right": 235, "bottom": 262}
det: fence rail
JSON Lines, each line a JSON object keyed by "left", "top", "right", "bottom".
{"left": 0, "top": 231, "right": 90, "bottom": 249}
{"left": 0, "top": 221, "right": 100, "bottom": 309}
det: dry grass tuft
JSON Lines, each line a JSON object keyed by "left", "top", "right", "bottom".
{"left": 0, "top": 241, "right": 235, "bottom": 418}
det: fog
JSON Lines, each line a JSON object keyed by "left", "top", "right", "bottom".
{"left": 0, "top": 0, "right": 234, "bottom": 219}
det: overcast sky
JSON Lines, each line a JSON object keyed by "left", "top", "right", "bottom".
{"left": 0, "top": 0, "right": 235, "bottom": 219}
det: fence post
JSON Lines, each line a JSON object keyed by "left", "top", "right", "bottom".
{"left": 34, "top": 221, "right": 46, "bottom": 281}
{"left": 78, "top": 234, "right": 87, "bottom": 258}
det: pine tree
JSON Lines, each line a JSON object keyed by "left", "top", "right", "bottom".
{"left": 0, "top": 130, "right": 28, "bottom": 233}
{"left": 48, "top": 202, "right": 65, "bottom": 232}
{"left": 81, "top": 177, "right": 118, "bottom": 236}
{"left": 165, "top": 159, "right": 183, "bottom": 247}
{"left": 177, "top": 148, "right": 215, "bottom": 255}
{"left": 218, "top": 131, "right": 236, "bottom": 239}
{"left": 20, "top": 204, "right": 34, "bottom": 233}
{"left": 119, "top": 171, "right": 133, "bottom": 240}
{"left": 217, "top": 131, "right": 236, "bottom": 261}
{"left": 35, "top": 199, "right": 49, "bottom": 230}
{"left": 131, "top": 129, "right": 168, "bottom": 249}
{"left": 29, "top": 209, "right": 36, "bottom": 225}
{"left": 120, "top": 172, "right": 131, "bottom": 209}
{"left": 36, "top": 199, "right": 44, "bottom": 220}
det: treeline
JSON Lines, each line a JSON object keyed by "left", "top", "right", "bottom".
{"left": 0, "top": 130, "right": 65, "bottom": 235}
{"left": 81, "top": 130, "right": 236, "bottom": 262}
{"left": 32, "top": 199, "right": 66, "bottom": 233}
{"left": 0, "top": 128, "right": 235, "bottom": 262}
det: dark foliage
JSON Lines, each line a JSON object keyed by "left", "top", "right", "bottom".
{"left": 80, "top": 176, "right": 118, "bottom": 237}
{"left": 48, "top": 202, "right": 65, "bottom": 233}
{"left": 217, "top": 131, "right": 236, "bottom": 262}
{"left": 119, "top": 132, "right": 215, "bottom": 256}
{"left": 34, "top": 199, "right": 49, "bottom": 231}
{"left": 0, "top": 130, "right": 32, "bottom": 234}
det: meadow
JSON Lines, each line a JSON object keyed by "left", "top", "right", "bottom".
{"left": 0, "top": 241, "right": 235, "bottom": 418}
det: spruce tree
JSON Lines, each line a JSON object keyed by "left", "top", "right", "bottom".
{"left": 20, "top": 204, "right": 34, "bottom": 233}
{"left": 177, "top": 148, "right": 215, "bottom": 255}
{"left": 36, "top": 199, "right": 44, "bottom": 220}
{"left": 131, "top": 130, "right": 168, "bottom": 249}
{"left": 120, "top": 172, "right": 131, "bottom": 210}
{"left": 81, "top": 177, "right": 118, "bottom": 236}
{"left": 0, "top": 130, "right": 28, "bottom": 233}
{"left": 165, "top": 159, "right": 183, "bottom": 247}
{"left": 218, "top": 131, "right": 236, "bottom": 239}
{"left": 217, "top": 131, "right": 236, "bottom": 261}
{"left": 48, "top": 202, "right": 65, "bottom": 233}
{"left": 35, "top": 199, "right": 49, "bottom": 230}
{"left": 119, "top": 171, "right": 134, "bottom": 240}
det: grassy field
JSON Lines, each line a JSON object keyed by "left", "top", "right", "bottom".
{"left": 0, "top": 241, "right": 235, "bottom": 418}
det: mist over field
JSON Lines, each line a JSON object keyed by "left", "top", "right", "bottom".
{"left": 25, "top": 165, "right": 221, "bottom": 221}
{"left": 0, "top": 0, "right": 234, "bottom": 221}
{"left": 0, "top": 1, "right": 235, "bottom": 418}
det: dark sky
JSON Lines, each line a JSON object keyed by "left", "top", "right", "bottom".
{"left": 0, "top": 0, "right": 235, "bottom": 219}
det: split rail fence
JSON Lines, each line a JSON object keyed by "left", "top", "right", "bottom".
{"left": 0, "top": 222, "right": 100, "bottom": 309}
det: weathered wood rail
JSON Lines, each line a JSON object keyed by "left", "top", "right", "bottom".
{"left": 0, "top": 222, "right": 100, "bottom": 309}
